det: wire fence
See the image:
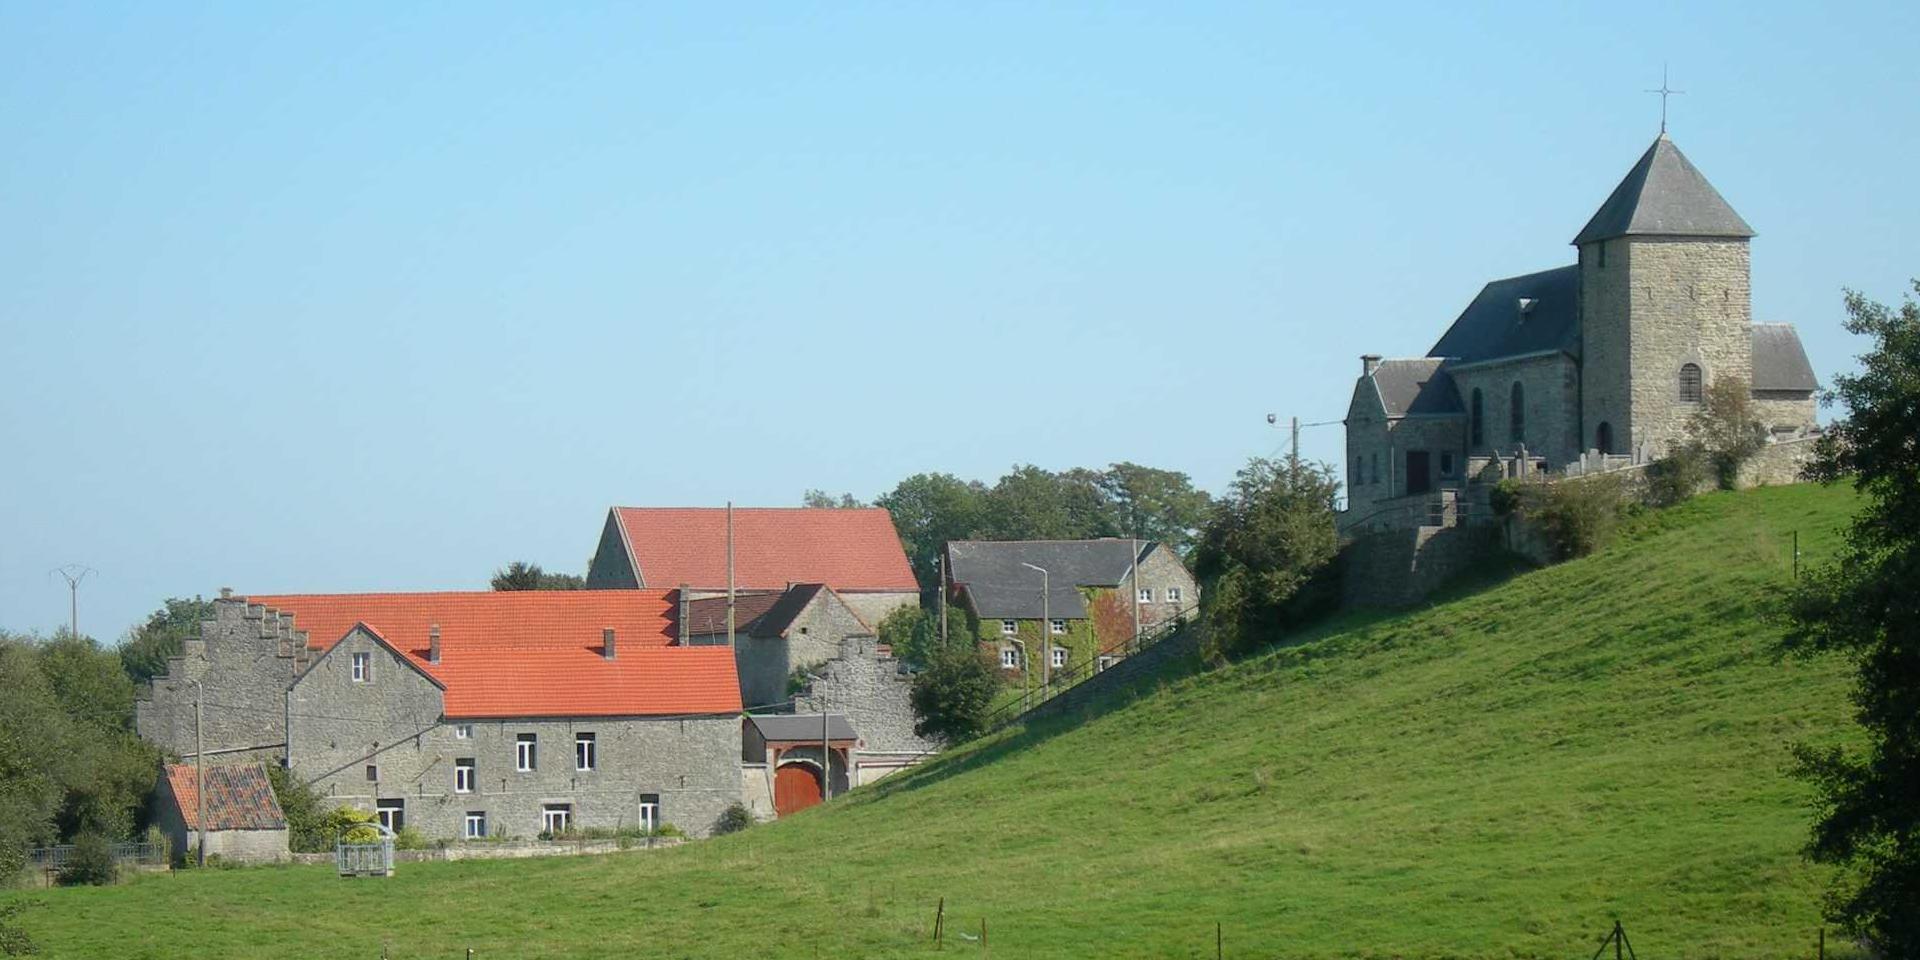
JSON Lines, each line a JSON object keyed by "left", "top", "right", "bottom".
{"left": 975, "top": 607, "right": 1196, "bottom": 734}
{"left": 26, "top": 841, "right": 167, "bottom": 870}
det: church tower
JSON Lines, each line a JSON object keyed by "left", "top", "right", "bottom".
{"left": 1575, "top": 135, "right": 1754, "bottom": 456}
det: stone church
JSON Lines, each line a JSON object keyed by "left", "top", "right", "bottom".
{"left": 1343, "top": 133, "right": 1818, "bottom": 523}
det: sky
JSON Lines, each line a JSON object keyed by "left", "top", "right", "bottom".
{"left": 2, "top": 2, "right": 1915, "bottom": 640}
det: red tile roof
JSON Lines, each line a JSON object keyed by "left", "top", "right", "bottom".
{"left": 250, "top": 591, "right": 742, "bottom": 718}
{"left": 165, "top": 763, "right": 287, "bottom": 831}
{"left": 612, "top": 507, "right": 919, "bottom": 592}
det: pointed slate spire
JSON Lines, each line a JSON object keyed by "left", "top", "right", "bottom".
{"left": 1572, "top": 135, "right": 1754, "bottom": 245}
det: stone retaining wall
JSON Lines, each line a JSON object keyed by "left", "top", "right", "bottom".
{"left": 289, "top": 836, "right": 685, "bottom": 866}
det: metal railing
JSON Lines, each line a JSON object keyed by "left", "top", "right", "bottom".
{"left": 26, "top": 841, "right": 167, "bottom": 870}
{"left": 975, "top": 606, "right": 1197, "bottom": 735}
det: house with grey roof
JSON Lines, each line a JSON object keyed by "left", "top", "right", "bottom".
{"left": 944, "top": 539, "right": 1197, "bottom": 680}
{"left": 1343, "top": 133, "right": 1818, "bottom": 525}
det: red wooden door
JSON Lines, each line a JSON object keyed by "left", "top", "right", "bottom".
{"left": 774, "top": 763, "right": 822, "bottom": 817}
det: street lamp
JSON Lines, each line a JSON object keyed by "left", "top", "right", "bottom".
{"left": 1020, "top": 562, "right": 1051, "bottom": 687}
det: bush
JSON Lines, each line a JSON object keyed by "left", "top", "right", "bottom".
{"left": 0, "top": 899, "right": 40, "bottom": 957}
{"left": 1688, "top": 377, "right": 1767, "bottom": 489}
{"left": 1192, "top": 457, "right": 1341, "bottom": 659}
{"left": 318, "top": 807, "right": 380, "bottom": 845}
{"left": 1644, "top": 442, "right": 1712, "bottom": 508}
{"left": 265, "top": 764, "right": 330, "bottom": 853}
{"left": 1513, "top": 474, "right": 1627, "bottom": 561}
{"left": 712, "top": 803, "right": 754, "bottom": 836}
{"left": 1488, "top": 478, "right": 1526, "bottom": 517}
{"left": 392, "top": 826, "right": 428, "bottom": 851}
{"left": 909, "top": 646, "right": 1000, "bottom": 743}
{"left": 56, "top": 833, "right": 115, "bottom": 887}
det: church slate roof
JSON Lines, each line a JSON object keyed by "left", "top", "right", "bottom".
{"left": 1572, "top": 135, "right": 1754, "bottom": 245}
{"left": 1426, "top": 265, "right": 1581, "bottom": 366}
{"left": 1370, "top": 358, "right": 1462, "bottom": 417}
{"left": 1752, "top": 323, "right": 1819, "bottom": 393}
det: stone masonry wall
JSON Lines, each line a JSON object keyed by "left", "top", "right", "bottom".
{"left": 1447, "top": 354, "right": 1581, "bottom": 467}
{"left": 1134, "top": 546, "right": 1199, "bottom": 628}
{"left": 1626, "top": 238, "right": 1754, "bottom": 453}
{"left": 791, "top": 636, "right": 938, "bottom": 757}
{"left": 288, "top": 626, "right": 741, "bottom": 839}
{"left": 1580, "top": 237, "right": 1633, "bottom": 455}
{"left": 1340, "top": 524, "right": 1505, "bottom": 609}
{"left": 837, "top": 590, "right": 919, "bottom": 631}
{"left": 136, "top": 598, "right": 308, "bottom": 765}
{"left": 1021, "top": 623, "right": 1201, "bottom": 725}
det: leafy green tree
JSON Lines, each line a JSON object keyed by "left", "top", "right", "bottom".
{"left": 801, "top": 490, "right": 865, "bottom": 508}
{"left": 265, "top": 763, "right": 331, "bottom": 853}
{"left": 490, "top": 562, "right": 584, "bottom": 591}
{"left": 877, "top": 604, "right": 950, "bottom": 667}
{"left": 1191, "top": 456, "right": 1341, "bottom": 659}
{"left": 1787, "top": 282, "right": 1920, "bottom": 956}
{"left": 908, "top": 646, "right": 1001, "bottom": 744}
{"left": 1689, "top": 376, "right": 1768, "bottom": 489}
{"left": 118, "top": 597, "right": 213, "bottom": 684}
{"left": 875, "top": 472, "right": 990, "bottom": 592}
{"left": 981, "top": 464, "right": 1118, "bottom": 541}
{"left": 0, "top": 636, "right": 66, "bottom": 878}
{"left": 1099, "top": 462, "right": 1214, "bottom": 557}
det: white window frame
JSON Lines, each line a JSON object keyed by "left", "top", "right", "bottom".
{"left": 1000, "top": 620, "right": 1017, "bottom": 635}
{"left": 1049, "top": 619, "right": 1066, "bottom": 635}
{"left": 463, "top": 811, "right": 486, "bottom": 839}
{"left": 454, "top": 759, "right": 475, "bottom": 794}
{"left": 376, "top": 799, "right": 404, "bottom": 833}
{"left": 1165, "top": 587, "right": 1183, "bottom": 603}
{"left": 351, "top": 652, "right": 370, "bottom": 683}
{"left": 638, "top": 794, "right": 660, "bottom": 833}
{"left": 999, "top": 647, "right": 1019, "bottom": 669}
{"left": 1137, "top": 587, "right": 1153, "bottom": 603}
{"left": 575, "top": 733, "right": 596, "bottom": 772}
{"left": 541, "top": 803, "right": 571, "bottom": 835}
{"left": 515, "top": 734, "right": 537, "bottom": 772}
{"left": 1050, "top": 647, "right": 1067, "bottom": 669}
{"left": 453, "top": 724, "right": 472, "bottom": 740}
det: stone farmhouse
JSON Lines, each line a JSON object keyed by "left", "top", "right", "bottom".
{"left": 944, "top": 539, "right": 1197, "bottom": 678}
{"left": 148, "top": 762, "right": 289, "bottom": 864}
{"left": 1342, "top": 134, "right": 1818, "bottom": 529}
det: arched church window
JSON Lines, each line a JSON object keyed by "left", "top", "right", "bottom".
{"left": 1370, "top": 452, "right": 1379, "bottom": 486}
{"left": 1678, "top": 363, "right": 1703, "bottom": 403}
{"left": 1509, "top": 382, "right": 1525, "bottom": 443}
{"left": 1470, "top": 389, "right": 1484, "bottom": 446}
{"left": 1596, "top": 422, "right": 1613, "bottom": 455}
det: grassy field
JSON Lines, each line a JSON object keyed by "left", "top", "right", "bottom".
{"left": 9, "top": 484, "right": 1863, "bottom": 959}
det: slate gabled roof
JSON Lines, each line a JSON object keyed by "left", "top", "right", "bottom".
{"left": 1573, "top": 135, "right": 1754, "bottom": 245}
{"left": 253, "top": 591, "right": 742, "bottom": 718}
{"left": 1752, "top": 323, "right": 1819, "bottom": 393}
{"left": 1427, "top": 265, "right": 1581, "bottom": 366}
{"left": 165, "top": 763, "right": 287, "bottom": 831}
{"left": 1370, "top": 358, "right": 1462, "bottom": 417}
{"left": 947, "top": 539, "right": 1157, "bottom": 620}
{"left": 747, "top": 713, "right": 858, "bottom": 743}
{"left": 610, "top": 508, "right": 918, "bottom": 592}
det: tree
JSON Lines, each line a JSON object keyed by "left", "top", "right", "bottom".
{"left": 908, "top": 646, "right": 1000, "bottom": 744}
{"left": 981, "top": 464, "right": 1118, "bottom": 541}
{"left": 1688, "top": 376, "right": 1768, "bottom": 489}
{"left": 1191, "top": 456, "right": 1341, "bottom": 659}
{"left": 1787, "top": 281, "right": 1920, "bottom": 955}
{"left": 490, "top": 562, "right": 584, "bottom": 591}
{"left": 266, "top": 763, "right": 330, "bottom": 853}
{"left": 801, "top": 490, "right": 865, "bottom": 509}
{"left": 118, "top": 597, "right": 213, "bottom": 684}
{"left": 875, "top": 473, "right": 990, "bottom": 592}
{"left": 1098, "top": 462, "right": 1213, "bottom": 558}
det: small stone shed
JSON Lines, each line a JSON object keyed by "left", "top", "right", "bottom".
{"left": 150, "top": 762, "right": 290, "bottom": 864}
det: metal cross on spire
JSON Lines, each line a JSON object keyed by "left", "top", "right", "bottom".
{"left": 1646, "top": 64, "right": 1685, "bottom": 135}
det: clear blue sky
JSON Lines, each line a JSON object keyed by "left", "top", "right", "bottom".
{"left": 3, "top": 2, "right": 1915, "bottom": 639}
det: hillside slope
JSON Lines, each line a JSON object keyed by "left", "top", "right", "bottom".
{"left": 18, "top": 484, "right": 1862, "bottom": 959}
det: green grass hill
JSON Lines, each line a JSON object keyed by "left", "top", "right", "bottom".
{"left": 12, "top": 484, "right": 1863, "bottom": 959}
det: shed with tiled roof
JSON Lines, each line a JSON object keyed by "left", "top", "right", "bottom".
{"left": 149, "top": 763, "right": 290, "bottom": 865}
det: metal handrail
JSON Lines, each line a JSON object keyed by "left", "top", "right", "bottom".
{"left": 975, "top": 604, "right": 1198, "bottom": 735}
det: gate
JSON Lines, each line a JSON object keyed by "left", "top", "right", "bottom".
{"left": 335, "top": 822, "right": 395, "bottom": 878}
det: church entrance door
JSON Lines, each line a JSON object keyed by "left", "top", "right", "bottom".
{"left": 1405, "top": 451, "right": 1431, "bottom": 495}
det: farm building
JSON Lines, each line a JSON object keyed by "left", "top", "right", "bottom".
{"left": 149, "top": 762, "right": 290, "bottom": 864}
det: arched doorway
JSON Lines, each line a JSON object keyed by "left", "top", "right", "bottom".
{"left": 1595, "top": 421, "right": 1613, "bottom": 455}
{"left": 774, "top": 763, "right": 823, "bottom": 816}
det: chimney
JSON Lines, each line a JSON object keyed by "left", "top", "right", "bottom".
{"left": 219, "top": 586, "right": 234, "bottom": 600}
{"left": 1361, "top": 354, "right": 1382, "bottom": 377}
{"left": 602, "top": 627, "right": 617, "bottom": 661}
{"left": 677, "top": 585, "right": 691, "bottom": 646}
{"left": 428, "top": 624, "right": 441, "bottom": 664}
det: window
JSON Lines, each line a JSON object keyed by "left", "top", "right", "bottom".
{"left": 1166, "top": 587, "right": 1183, "bottom": 603}
{"left": 1509, "top": 382, "right": 1526, "bottom": 443}
{"left": 1440, "top": 452, "right": 1455, "bottom": 477}
{"left": 454, "top": 758, "right": 475, "bottom": 794}
{"left": 638, "top": 794, "right": 660, "bottom": 833}
{"left": 376, "top": 798, "right": 405, "bottom": 833}
{"left": 453, "top": 724, "right": 472, "bottom": 740}
{"left": 1370, "top": 452, "right": 1379, "bottom": 485}
{"left": 365, "top": 764, "right": 378, "bottom": 782}
{"left": 575, "top": 733, "right": 597, "bottom": 772}
{"left": 1597, "top": 241, "right": 1607, "bottom": 269}
{"left": 1138, "top": 587, "right": 1153, "bottom": 603}
{"left": 1050, "top": 647, "right": 1067, "bottom": 669}
{"left": 1470, "top": 388, "right": 1485, "bottom": 446}
{"left": 515, "top": 733, "right": 537, "bottom": 772}
{"left": 1049, "top": 619, "right": 1066, "bottom": 635}
{"left": 1678, "top": 363, "right": 1703, "bottom": 402}
{"left": 1000, "top": 620, "right": 1017, "bottom": 635}
{"left": 464, "top": 812, "right": 486, "bottom": 839}
{"left": 541, "top": 803, "right": 571, "bottom": 835}
{"left": 351, "top": 652, "right": 371, "bottom": 683}
{"left": 1096, "top": 655, "right": 1119, "bottom": 672}
{"left": 999, "top": 647, "right": 1019, "bottom": 669}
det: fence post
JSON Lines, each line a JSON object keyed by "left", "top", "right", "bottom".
{"left": 1216, "top": 921, "right": 1222, "bottom": 960}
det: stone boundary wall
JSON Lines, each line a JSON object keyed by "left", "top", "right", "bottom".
{"left": 1342, "top": 524, "right": 1505, "bottom": 609}
{"left": 1019, "top": 625, "right": 1201, "bottom": 725}
{"left": 289, "top": 836, "right": 685, "bottom": 866}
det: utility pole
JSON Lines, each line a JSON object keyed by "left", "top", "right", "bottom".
{"left": 725, "top": 501, "right": 736, "bottom": 649}
{"left": 1021, "top": 562, "right": 1050, "bottom": 687}
{"left": 936, "top": 554, "right": 948, "bottom": 650}
{"left": 52, "top": 565, "right": 94, "bottom": 639}
{"left": 190, "top": 679, "right": 206, "bottom": 867}
{"left": 820, "top": 686, "right": 831, "bottom": 803}
{"left": 1130, "top": 535, "right": 1141, "bottom": 649}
